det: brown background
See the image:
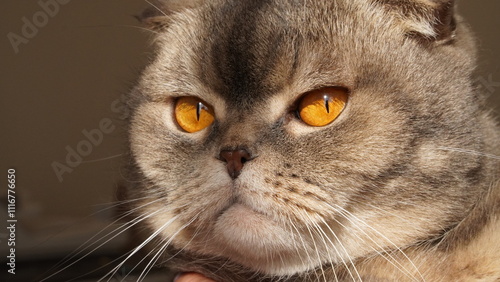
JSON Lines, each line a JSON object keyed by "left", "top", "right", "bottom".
{"left": 1, "top": 0, "right": 499, "bottom": 263}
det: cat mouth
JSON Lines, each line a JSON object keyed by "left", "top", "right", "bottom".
{"left": 213, "top": 203, "right": 292, "bottom": 247}
{"left": 208, "top": 201, "right": 314, "bottom": 275}
{"left": 217, "top": 197, "right": 271, "bottom": 221}
{"left": 213, "top": 183, "right": 282, "bottom": 228}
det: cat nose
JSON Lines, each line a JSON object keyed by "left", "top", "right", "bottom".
{"left": 219, "top": 149, "right": 252, "bottom": 179}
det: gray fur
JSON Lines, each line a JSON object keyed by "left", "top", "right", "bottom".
{"left": 122, "top": 0, "right": 500, "bottom": 280}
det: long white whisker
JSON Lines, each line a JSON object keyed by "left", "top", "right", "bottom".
{"left": 66, "top": 249, "right": 143, "bottom": 282}
{"left": 116, "top": 225, "right": 172, "bottom": 280}
{"left": 138, "top": 214, "right": 200, "bottom": 281}
{"left": 287, "top": 215, "right": 316, "bottom": 277}
{"left": 283, "top": 216, "right": 308, "bottom": 270}
{"left": 41, "top": 199, "right": 166, "bottom": 282}
{"left": 72, "top": 197, "right": 166, "bottom": 253}
{"left": 299, "top": 213, "right": 327, "bottom": 282}
{"left": 145, "top": 0, "right": 168, "bottom": 17}
{"left": 99, "top": 214, "right": 181, "bottom": 281}
{"left": 319, "top": 217, "right": 362, "bottom": 281}
{"left": 337, "top": 208, "right": 417, "bottom": 280}
{"left": 305, "top": 214, "right": 341, "bottom": 282}
{"left": 436, "top": 146, "right": 500, "bottom": 160}
{"left": 76, "top": 24, "right": 160, "bottom": 35}
{"left": 92, "top": 195, "right": 158, "bottom": 215}
{"left": 42, "top": 195, "right": 159, "bottom": 274}
{"left": 331, "top": 204, "right": 424, "bottom": 281}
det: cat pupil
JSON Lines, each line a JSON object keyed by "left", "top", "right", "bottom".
{"left": 196, "top": 102, "right": 203, "bottom": 121}
{"left": 324, "top": 95, "right": 330, "bottom": 113}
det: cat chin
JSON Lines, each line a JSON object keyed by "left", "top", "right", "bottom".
{"left": 209, "top": 203, "right": 318, "bottom": 275}
{"left": 213, "top": 203, "right": 290, "bottom": 249}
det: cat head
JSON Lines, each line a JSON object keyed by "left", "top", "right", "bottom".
{"left": 140, "top": 0, "right": 458, "bottom": 41}
{"left": 125, "top": 0, "right": 490, "bottom": 276}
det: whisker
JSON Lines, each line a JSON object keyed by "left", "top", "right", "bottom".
{"left": 111, "top": 221, "right": 173, "bottom": 280}
{"left": 436, "top": 146, "right": 500, "bottom": 160}
{"left": 40, "top": 198, "right": 166, "bottom": 281}
{"left": 320, "top": 203, "right": 413, "bottom": 280}
{"left": 40, "top": 195, "right": 156, "bottom": 267}
{"left": 42, "top": 213, "right": 151, "bottom": 282}
{"left": 138, "top": 214, "right": 200, "bottom": 281}
{"left": 299, "top": 213, "right": 327, "bottom": 282}
{"left": 287, "top": 215, "right": 317, "bottom": 276}
{"left": 319, "top": 217, "right": 362, "bottom": 281}
{"left": 75, "top": 24, "right": 160, "bottom": 35}
{"left": 64, "top": 250, "right": 137, "bottom": 282}
{"left": 331, "top": 204, "right": 424, "bottom": 281}
{"left": 283, "top": 216, "right": 308, "bottom": 270}
{"left": 99, "top": 214, "right": 181, "bottom": 281}
{"left": 145, "top": 0, "right": 168, "bottom": 17}
{"left": 306, "top": 215, "right": 340, "bottom": 282}
{"left": 338, "top": 209, "right": 418, "bottom": 280}
{"left": 58, "top": 197, "right": 162, "bottom": 260}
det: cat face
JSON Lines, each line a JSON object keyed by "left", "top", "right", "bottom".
{"left": 125, "top": 0, "right": 488, "bottom": 275}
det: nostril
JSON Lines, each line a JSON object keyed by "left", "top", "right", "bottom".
{"left": 219, "top": 148, "right": 253, "bottom": 179}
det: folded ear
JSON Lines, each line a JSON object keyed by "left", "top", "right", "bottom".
{"left": 377, "top": 0, "right": 456, "bottom": 42}
{"left": 139, "top": 0, "right": 204, "bottom": 31}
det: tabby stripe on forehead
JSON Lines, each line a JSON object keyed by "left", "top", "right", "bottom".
{"left": 204, "top": 0, "right": 294, "bottom": 105}
{"left": 220, "top": 0, "right": 267, "bottom": 97}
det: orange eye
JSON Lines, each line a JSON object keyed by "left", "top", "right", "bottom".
{"left": 298, "top": 87, "right": 348, "bottom": 127}
{"left": 174, "top": 97, "right": 215, "bottom": 133}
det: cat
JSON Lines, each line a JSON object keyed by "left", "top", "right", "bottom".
{"left": 118, "top": 0, "right": 500, "bottom": 281}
